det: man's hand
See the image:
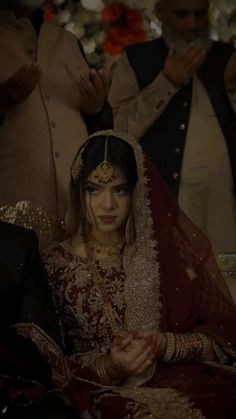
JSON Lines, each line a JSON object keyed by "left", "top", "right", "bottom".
{"left": 0, "top": 64, "right": 41, "bottom": 112}
{"left": 224, "top": 52, "right": 236, "bottom": 93}
{"left": 78, "top": 67, "right": 110, "bottom": 116}
{"left": 163, "top": 44, "right": 206, "bottom": 87}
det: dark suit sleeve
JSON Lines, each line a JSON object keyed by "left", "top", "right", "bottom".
{"left": 0, "top": 328, "right": 52, "bottom": 387}
{"left": 19, "top": 231, "right": 62, "bottom": 347}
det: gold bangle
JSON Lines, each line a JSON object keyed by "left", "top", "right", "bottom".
{"left": 163, "top": 332, "right": 176, "bottom": 362}
{"left": 198, "top": 333, "right": 212, "bottom": 361}
{"left": 172, "top": 333, "right": 207, "bottom": 362}
{"left": 95, "top": 356, "right": 109, "bottom": 384}
{"left": 95, "top": 356, "right": 121, "bottom": 385}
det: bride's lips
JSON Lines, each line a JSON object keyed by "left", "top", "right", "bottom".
{"left": 99, "top": 216, "right": 117, "bottom": 223}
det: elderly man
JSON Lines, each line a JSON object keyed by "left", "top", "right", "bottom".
{"left": 109, "top": 0, "right": 236, "bottom": 254}
{"left": 0, "top": 0, "right": 113, "bottom": 217}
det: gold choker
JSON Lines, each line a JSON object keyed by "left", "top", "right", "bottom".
{"left": 87, "top": 235, "right": 125, "bottom": 257}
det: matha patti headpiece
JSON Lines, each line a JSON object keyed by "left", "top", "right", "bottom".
{"left": 93, "top": 136, "right": 118, "bottom": 184}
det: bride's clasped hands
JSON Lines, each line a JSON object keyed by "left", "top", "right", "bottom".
{"left": 108, "top": 329, "right": 167, "bottom": 380}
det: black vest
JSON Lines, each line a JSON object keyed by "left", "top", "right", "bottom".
{"left": 126, "top": 38, "right": 236, "bottom": 196}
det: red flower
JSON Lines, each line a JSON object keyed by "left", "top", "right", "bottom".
{"left": 102, "top": 2, "right": 123, "bottom": 22}
{"left": 44, "top": 5, "right": 56, "bottom": 23}
{"left": 101, "top": 2, "right": 148, "bottom": 56}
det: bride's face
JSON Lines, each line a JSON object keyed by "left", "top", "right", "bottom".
{"left": 84, "top": 166, "right": 131, "bottom": 236}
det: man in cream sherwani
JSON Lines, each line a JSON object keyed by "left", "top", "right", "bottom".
{"left": 0, "top": 0, "right": 113, "bottom": 217}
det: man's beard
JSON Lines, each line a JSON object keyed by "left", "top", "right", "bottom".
{"left": 162, "top": 25, "right": 212, "bottom": 53}
{"left": 20, "top": 0, "right": 46, "bottom": 8}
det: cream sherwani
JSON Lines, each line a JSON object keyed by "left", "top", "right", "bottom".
{"left": 0, "top": 11, "right": 89, "bottom": 217}
{"left": 179, "top": 77, "right": 236, "bottom": 254}
{"left": 109, "top": 52, "right": 236, "bottom": 254}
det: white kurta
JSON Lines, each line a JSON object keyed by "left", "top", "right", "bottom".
{"left": 0, "top": 12, "right": 89, "bottom": 217}
{"left": 179, "top": 77, "right": 236, "bottom": 254}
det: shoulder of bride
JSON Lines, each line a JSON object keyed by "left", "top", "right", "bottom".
{"left": 61, "top": 238, "right": 87, "bottom": 258}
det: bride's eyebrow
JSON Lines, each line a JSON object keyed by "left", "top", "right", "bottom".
{"left": 115, "top": 183, "right": 129, "bottom": 188}
{"left": 85, "top": 181, "right": 101, "bottom": 187}
{"left": 85, "top": 181, "right": 129, "bottom": 188}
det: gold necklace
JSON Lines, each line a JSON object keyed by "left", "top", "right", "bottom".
{"left": 87, "top": 234, "right": 125, "bottom": 258}
{"left": 86, "top": 245, "right": 122, "bottom": 336}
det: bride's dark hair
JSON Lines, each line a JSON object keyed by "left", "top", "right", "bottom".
{"left": 65, "top": 134, "right": 138, "bottom": 238}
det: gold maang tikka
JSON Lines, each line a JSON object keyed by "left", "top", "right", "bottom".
{"left": 94, "top": 136, "right": 117, "bottom": 184}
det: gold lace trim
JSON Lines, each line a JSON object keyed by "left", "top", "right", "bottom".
{"left": 122, "top": 141, "right": 162, "bottom": 386}
{"left": 119, "top": 387, "right": 205, "bottom": 419}
{"left": 95, "top": 387, "right": 205, "bottom": 419}
{"left": 123, "top": 142, "right": 161, "bottom": 332}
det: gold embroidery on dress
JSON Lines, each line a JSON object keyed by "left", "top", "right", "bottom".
{"left": 94, "top": 387, "right": 205, "bottom": 419}
{"left": 45, "top": 247, "right": 125, "bottom": 354}
{"left": 119, "top": 387, "right": 205, "bottom": 419}
{"left": 86, "top": 244, "right": 124, "bottom": 336}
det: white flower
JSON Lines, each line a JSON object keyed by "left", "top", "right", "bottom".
{"left": 81, "top": 0, "right": 104, "bottom": 13}
{"left": 81, "top": 38, "right": 97, "bottom": 54}
{"left": 65, "top": 22, "right": 85, "bottom": 39}
{"left": 86, "top": 51, "right": 103, "bottom": 66}
{"left": 150, "top": 19, "right": 162, "bottom": 37}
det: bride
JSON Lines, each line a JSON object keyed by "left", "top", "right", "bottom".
{"left": 44, "top": 130, "right": 236, "bottom": 418}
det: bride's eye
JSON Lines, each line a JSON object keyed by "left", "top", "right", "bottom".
{"left": 116, "top": 186, "right": 129, "bottom": 196}
{"left": 85, "top": 185, "right": 99, "bottom": 194}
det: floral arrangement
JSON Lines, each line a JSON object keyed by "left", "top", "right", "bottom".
{"left": 101, "top": 2, "right": 148, "bottom": 56}
{"left": 44, "top": 0, "right": 156, "bottom": 65}
{"left": 45, "top": 0, "right": 236, "bottom": 66}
